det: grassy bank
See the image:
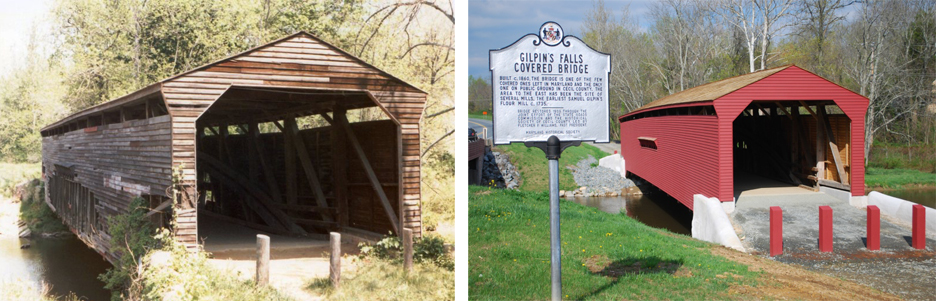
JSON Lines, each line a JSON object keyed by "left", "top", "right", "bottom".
{"left": 467, "top": 187, "right": 903, "bottom": 300}
{"left": 868, "top": 142, "right": 936, "bottom": 173}
{"left": 865, "top": 167, "right": 936, "bottom": 190}
{"left": 306, "top": 258, "right": 454, "bottom": 300}
{"left": 468, "top": 187, "right": 759, "bottom": 299}
{"left": 495, "top": 143, "right": 609, "bottom": 191}
{"left": 14, "top": 179, "right": 68, "bottom": 234}
{"left": 0, "top": 163, "right": 41, "bottom": 197}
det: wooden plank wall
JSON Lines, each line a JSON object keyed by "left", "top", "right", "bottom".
{"left": 42, "top": 115, "right": 173, "bottom": 259}
{"left": 163, "top": 33, "right": 426, "bottom": 239}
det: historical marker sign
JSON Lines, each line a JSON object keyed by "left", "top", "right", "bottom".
{"left": 490, "top": 22, "right": 611, "bottom": 145}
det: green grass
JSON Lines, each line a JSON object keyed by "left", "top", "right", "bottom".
{"left": 868, "top": 142, "right": 936, "bottom": 172}
{"left": 306, "top": 258, "right": 454, "bottom": 301}
{"left": 469, "top": 112, "right": 492, "bottom": 121}
{"left": 0, "top": 163, "right": 41, "bottom": 197}
{"left": 865, "top": 167, "right": 936, "bottom": 189}
{"left": 468, "top": 187, "right": 760, "bottom": 300}
{"left": 495, "top": 143, "right": 610, "bottom": 191}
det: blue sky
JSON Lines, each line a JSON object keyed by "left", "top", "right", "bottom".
{"left": 468, "top": 0, "right": 655, "bottom": 79}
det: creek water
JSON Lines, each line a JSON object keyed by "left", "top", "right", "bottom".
{"left": 569, "top": 191, "right": 693, "bottom": 236}
{"left": 0, "top": 235, "right": 112, "bottom": 300}
{"left": 875, "top": 188, "right": 936, "bottom": 209}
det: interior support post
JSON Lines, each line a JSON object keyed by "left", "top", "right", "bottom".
{"left": 334, "top": 111, "right": 401, "bottom": 234}
{"left": 283, "top": 120, "right": 298, "bottom": 205}
{"left": 248, "top": 122, "right": 260, "bottom": 184}
{"left": 331, "top": 109, "right": 349, "bottom": 228}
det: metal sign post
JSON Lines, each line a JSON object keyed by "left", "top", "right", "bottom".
{"left": 525, "top": 136, "right": 579, "bottom": 300}
{"left": 490, "top": 22, "right": 610, "bottom": 301}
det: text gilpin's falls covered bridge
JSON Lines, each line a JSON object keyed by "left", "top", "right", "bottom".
{"left": 619, "top": 65, "right": 869, "bottom": 211}
{"left": 40, "top": 32, "right": 427, "bottom": 261}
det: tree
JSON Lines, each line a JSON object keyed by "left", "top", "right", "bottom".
{"left": 467, "top": 75, "right": 492, "bottom": 113}
{"left": 582, "top": 0, "right": 658, "bottom": 139}
{"left": 650, "top": 0, "right": 725, "bottom": 94}
{"left": 714, "top": 0, "right": 794, "bottom": 72}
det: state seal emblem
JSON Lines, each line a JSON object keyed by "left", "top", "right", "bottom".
{"left": 539, "top": 22, "right": 563, "bottom": 46}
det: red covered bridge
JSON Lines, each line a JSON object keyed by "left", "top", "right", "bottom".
{"left": 619, "top": 65, "right": 869, "bottom": 211}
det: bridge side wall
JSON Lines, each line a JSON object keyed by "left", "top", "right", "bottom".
{"left": 41, "top": 115, "right": 173, "bottom": 261}
{"left": 620, "top": 115, "right": 719, "bottom": 210}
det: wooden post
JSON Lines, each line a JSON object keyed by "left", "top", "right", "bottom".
{"left": 248, "top": 122, "right": 259, "bottom": 183}
{"left": 867, "top": 205, "right": 880, "bottom": 250}
{"left": 332, "top": 110, "right": 349, "bottom": 227}
{"left": 284, "top": 120, "right": 297, "bottom": 206}
{"left": 256, "top": 234, "right": 270, "bottom": 286}
{"left": 330, "top": 232, "right": 341, "bottom": 288}
{"left": 819, "top": 206, "right": 833, "bottom": 253}
{"left": 403, "top": 228, "right": 413, "bottom": 272}
{"left": 770, "top": 206, "right": 783, "bottom": 256}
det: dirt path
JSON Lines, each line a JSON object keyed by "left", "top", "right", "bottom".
{"left": 208, "top": 256, "right": 357, "bottom": 301}
{"left": 711, "top": 246, "right": 902, "bottom": 300}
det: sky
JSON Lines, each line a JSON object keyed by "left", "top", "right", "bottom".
{"left": 468, "top": 0, "right": 655, "bottom": 79}
{"left": 0, "top": 0, "right": 55, "bottom": 77}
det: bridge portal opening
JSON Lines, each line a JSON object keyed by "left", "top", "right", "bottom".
{"left": 194, "top": 86, "right": 401, "bottom": 255}
{"left": 732, "top": 101, "right": 853, "bottom": 200}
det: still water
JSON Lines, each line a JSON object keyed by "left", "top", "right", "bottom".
{"left": 0, "top": 235, "right": 112, "bottom": 300}
{"left": 569, "top": 191, "right": 693, "bottom": 236}
{"left": 877, "top": 188, "right": 936, "bottom": 209}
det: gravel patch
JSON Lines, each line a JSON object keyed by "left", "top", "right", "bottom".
{"left": 567, "top": 155, "right": 634, "bottom": 196}
{"left": 732, "top": 192, "right": 936, "bottom": 300}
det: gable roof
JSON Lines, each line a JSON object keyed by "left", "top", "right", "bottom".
{"left": 629, "top": 65, "right": 792, "bottom": 114}
{"left": 43, "top": 31, "right": 425, "bottom": 132}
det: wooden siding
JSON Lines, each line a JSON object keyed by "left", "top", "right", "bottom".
{"left": 162, "top": 33, "right": 426, "bottom": 240}
{"left": 620, "top": 66, "right": 868, "bottom": 209}
{"left": 620, "top": 115, "right": 719, "bottom": 209}
{"left": 42, "top": 115, "right": 173, "bottom": 259}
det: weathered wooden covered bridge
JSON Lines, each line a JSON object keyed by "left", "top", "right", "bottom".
{"left": 40, "top": 32, "right": 426, "bottom": 260}
{"left": 619, "top": 65, "right": 869, "bottom": 211}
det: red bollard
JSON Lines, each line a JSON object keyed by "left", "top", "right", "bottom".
{"left": 867, "top": 205, "right": 880, "bottom": 251}
{"left": 912, "top": 204, "right": 926, "bottom": 250}
{"left": 819, "top": 206, "right": 833, "bottom": 252}
{"left": 770, "top": 206, "right": 783, "bottom": 256}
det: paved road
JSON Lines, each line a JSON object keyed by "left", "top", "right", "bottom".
{"left": 468, "top": 118, "right": 621, "bottom": 155}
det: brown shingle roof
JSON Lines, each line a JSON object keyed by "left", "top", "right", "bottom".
{"left": 631, "top": 65, "right": 792, "bottom": 114}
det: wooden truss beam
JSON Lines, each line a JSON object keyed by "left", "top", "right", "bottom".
{"left": 198, "top": 152, "right": 307, "bottom": 235}
{"left": 284, "top": 118, "right": 333, "bottom": 222}
{"left": 333, "top": 111, "right": 401, "bottom": 234}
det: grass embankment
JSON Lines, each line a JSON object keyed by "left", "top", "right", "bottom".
{"left": 865, "top": 167, "right": 936, "bottom": 190}
{"left": 0, "top": 163, "right": 40, "bottom": 197}
{"left": 495, "top": 143, "right": 609, "bottom": 191}
{"left": 469, "top": 187, "right": 759, "bottom": 300}
{"left": 307, "top": 258, "right": 454, "bottom": 301}
{"left": 866, "top": 142, "right": 936, "bottom": 190}
{"left": 468, "top": 187, "right": 900, "bottom": 300}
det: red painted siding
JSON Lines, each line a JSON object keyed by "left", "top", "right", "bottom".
{"left": 714, "top": 66, "right": 868, "bottom": 202}
{"left": 620, "top": 66, "right": 869, "bottom": 210}
{"left": 621, "top": 115, "right": 719, "bottom": 210}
